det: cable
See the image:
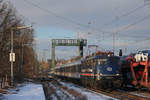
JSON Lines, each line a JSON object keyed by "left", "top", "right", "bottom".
{"left": 114, "top": 13, "right": 150, "bottom": 33}
{"left": 22, "top": 0, "right": 112, "bottom": 34}
{"left": 104, "top": 4, "right": 146, "bottom": 26}
{"left": 126, "top": 37, "right": 150, "bottom": 46}
{"left": 91, "top": 13, "right": 150, "bottom": 39}
{"left": 22, "top": 0, "right": 150, "bottom": 48}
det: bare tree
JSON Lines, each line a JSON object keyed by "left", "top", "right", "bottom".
{"left": 0, "top": 0, "right": 38, "bottom": 79}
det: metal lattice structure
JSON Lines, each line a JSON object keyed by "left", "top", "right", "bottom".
{"left": 51, "top": 39, "right": 87, "bottom": 75}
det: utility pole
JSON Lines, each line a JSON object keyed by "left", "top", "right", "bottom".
{"left": 10, "top": 25, "right": 32, "bottom": 86}
{"left": 10, "top": 29, "right": 14, "bottom": 86}
{"left": 51, "top": 43, "right": 55, "bottom": 76}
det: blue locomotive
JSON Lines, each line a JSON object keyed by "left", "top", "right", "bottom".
{"left": 81, "top": 52, "right": 121, "bottom": 89}
{"left": 54, "top": 51, "right": 121, "bottom": 89}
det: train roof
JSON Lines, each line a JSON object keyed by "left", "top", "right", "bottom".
{"left": 55, "top": 60, "right": 81, "bottom": 69}
{"left": 83, "top": 54, "right": 115, "bottom": 61}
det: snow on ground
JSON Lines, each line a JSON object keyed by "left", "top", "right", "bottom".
{"left": 49, "top": 83, "right": 70, "bottom": 100}
{"left": 43, "top": 82, "right": 74, "bottom": 100}
{"left": 2, "top": 82, "right": 45, "bottom": 100}
{"left": 59, "top": 81, "right": 118, "bottom": 100}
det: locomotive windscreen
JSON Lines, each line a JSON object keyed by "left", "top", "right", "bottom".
{"left": 99, "top": 56, "right": 120, "bottom": 75}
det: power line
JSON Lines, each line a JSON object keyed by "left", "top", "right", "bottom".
{"left": 22, "top": 0, "right": 112, "bottom": 34}
{"left": 89, "top": 12, "right": 150, "bottom": 39}
{"left": 22, "top": 0, "right": 150, "bottom": 36}
{"left": 118, "top": 33, "right": 150, "bottom": 39}
{"left": 112, "top": 14, "right": 150, "bottom": 50}
{"left": 114, "top": 13, "right": 150, "bottom": 33}
{"left": 104, "top": 4, "right": 146, "bottom": 26}
{"left": 22, "top": 0, "right": 150, "bottom": 49}
{"left": 126, "top": 36, "right": 150, "bottom": 46}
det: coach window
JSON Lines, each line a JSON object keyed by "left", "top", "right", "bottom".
{"left": 76, "top": 65, "right": 78, "bottom": 72}
{"left": 70, "top": 66, "right": 75, "bottom": 72}
{"left": 72, "top": 66, "right": 74, "bottom": 72}
{"left": 73, "top": 66, "right": 75, "bottom": 72}
{"left": 66, "top": 67, "right": 68, "bottom": 72}
{"left": 75, "top": 65, "right": 78, "bottom": 72}
{"left": 77, "top": 65, "right": 80, "bottom": 72}
{"left": 75, "top": 65, "right": 77, "bottom": 72}
{"left": 68, "top": 67, "right": 70, "bottom": 72}
{"left": 70, "top": 67, "right": 72, "bottom": 72}
{"left": 79, "top": 65, "right": 81, "bottom": 72}
{"left": 63, "top": 68, "right": 66, "bottom": 72}
{"left": 74, "top": 66, "right": 76, "bottom": 72}
{"left": 66, "top": 67, "right": 67, "bottom": 72}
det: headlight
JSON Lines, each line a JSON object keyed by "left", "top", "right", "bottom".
{"left": 100, "top": 73, "right": 103, "bottom": 76}
{"left": 116, "top": 73, "right": 120, "bottom": 76}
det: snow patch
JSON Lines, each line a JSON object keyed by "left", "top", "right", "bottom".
{"left": 59, "top": 81, "right": 118, "bottom": 100}
{"left": 3, "top": 83, "right": 45, "bottom": 100}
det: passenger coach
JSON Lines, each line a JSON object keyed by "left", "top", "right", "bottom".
{"left": 54, "top": 60, "right": 81, "bottom": 80}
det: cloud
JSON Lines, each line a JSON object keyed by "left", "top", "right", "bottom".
{"left": 6, "top": 0, "right": 150, "bottom": 57}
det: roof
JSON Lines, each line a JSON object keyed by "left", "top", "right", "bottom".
{"left": 55, "top": 60, "right": 81, "bottom": 69}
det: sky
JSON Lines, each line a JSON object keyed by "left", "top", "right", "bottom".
{"left": 7, "top": 0, "right": 150, "bottom": 60}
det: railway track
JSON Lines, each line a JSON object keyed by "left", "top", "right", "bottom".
{"left": 86, "top": 87, "right": 150, "bottom": 100}
{"left": 55, "top": 79, "right": 150, "bottom": 100}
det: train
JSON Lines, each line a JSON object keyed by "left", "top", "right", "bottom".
{"left": 54, "top": 50, "right": 150, "bottom": 91}
{"left": 120, "top": 50, "right": 150, "bottom": 90}
{"left": 54, "top": 51, "right": 122, "bottom": 89}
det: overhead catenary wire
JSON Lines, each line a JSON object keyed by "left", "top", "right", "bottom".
{"left": 130, "top": 35, "right": 150, "bottom": 45}
{"left": 22, "top": 0, "right": 150, "bottom": 51}
{"left": 114, "top": 33, "right": 150, "bottom": 52}
{"left": 111, "top": 13, "right": 150, "bottom": 34}
{"left": 22, "top": 0, "right": 150, "bottom": 37}
{"left": 101, "top": 12, "right": 150, "bottom": 41}
{"left": 111, "top": 14, "right": 150, "bottom": 50}
{"left": 22, "top": 0, "right": 112, "bottom": 34}
{"left": 104, "top": 4, "right": 146, "bottom": 26}
{"left": 106, "top": 12, "right": 150, "bottom": 52}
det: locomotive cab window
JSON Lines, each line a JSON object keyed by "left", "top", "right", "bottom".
{"left": 98, "top": 59, "right": 107, "bottom": 65}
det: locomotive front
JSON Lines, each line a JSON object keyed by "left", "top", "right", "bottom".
{"left": 96, "top": 56, "right": 121, "bottom": 89}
